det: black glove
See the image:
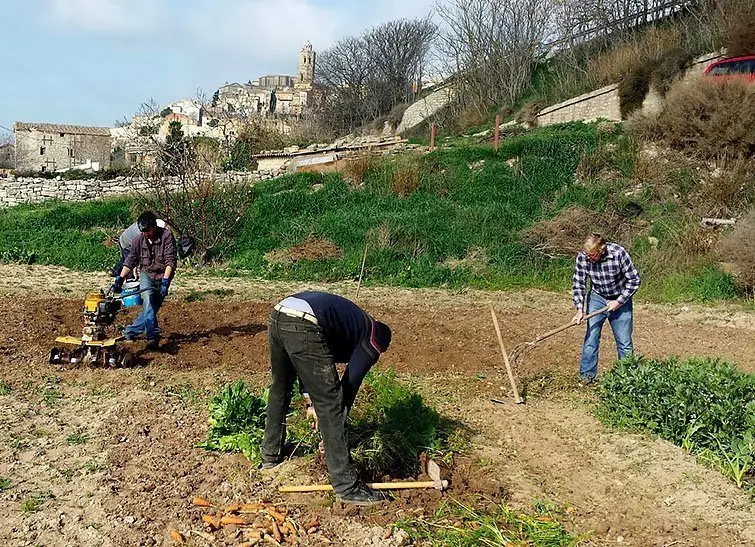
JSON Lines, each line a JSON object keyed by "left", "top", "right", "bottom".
{"left": 160, "top": 278, "right": 171, "bottom": 298}
{"left": 110, "top": 277, "right": 124, "bottom": 294}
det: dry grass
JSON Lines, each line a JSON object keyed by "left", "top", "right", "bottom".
{"left": 342, "top": 155, "right": 375, "bottom": 186}
{"left": 515, "top": 101, "right": 543, "bottom": 127}
{"left": 696, "top": 158, "right": 755, "bottom": 217}
{"left": 523, "top": 205, "right": 637, "bottom": 257}
{"left": 589, "top": 27, "right": 684, "bottom": 87}
{"left": 720, "top": 210, "right": 755, "bottom": 289}
{"left": 390, "top": 159, "right": 422, "bottom": 197}
{"left": 618, "top": 63, "right": 653, "bottom": 118}
{"left": 628, "top": 78, "right": 755, "bottom": 159}
{"left": 725, "top": 7, "right": 755, "bottom": 57}
{"left": 264, "top": 237, "right": 343, "bottom": 265}
{"left": 575, "top": 146, "right": 619, "bottom": 183}
{"left": 443, "top": 247, "right": 491, "bottom": 274}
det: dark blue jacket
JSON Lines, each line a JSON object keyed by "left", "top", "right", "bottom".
{"left": 294, "top": 291, "right": 389, "bottom": 409}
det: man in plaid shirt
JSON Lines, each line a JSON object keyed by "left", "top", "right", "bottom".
{"left": 572, "top": 233, "right": 641, "bottom": 385}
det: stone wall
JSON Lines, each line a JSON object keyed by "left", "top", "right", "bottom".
{"left": 535, "top": 51, "right": 724, "bottom": 127}
{"left": 0, "top": 172, "right": 262, "bottom": 209}
{"left": 396, "top": 86, "right": 456, "bottom": 134}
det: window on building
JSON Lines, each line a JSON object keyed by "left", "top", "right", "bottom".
{"left": 41, "top": 165, "right": 46, "bottom": 172}
{"left": 68, "top": 148, "right": 74, "bottom": 157}
{"left": 40, "top": 146, "right": 46, "bottom": 155}
{"left": 60, "top": 132, "right": 65, "bottom": 137}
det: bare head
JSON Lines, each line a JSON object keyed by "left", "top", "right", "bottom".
{"left": 582, "top": 233, "right": 606, "bottom": 263}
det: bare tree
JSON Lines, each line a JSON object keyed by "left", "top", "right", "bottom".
{"left": 316, "top": 17, "right": 437, "bottom": 135}
{"left": 436, "top": 0, "right": 555, "bottom": 112}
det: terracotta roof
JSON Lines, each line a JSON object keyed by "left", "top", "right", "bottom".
{"left": 14, "top": 122, "right": 111, "bottom": 137}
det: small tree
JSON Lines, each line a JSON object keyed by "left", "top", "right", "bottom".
{"left": 159, "top": 121, "right": 195, "bottom": 176}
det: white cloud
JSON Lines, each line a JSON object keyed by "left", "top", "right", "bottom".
{"left": 46, "top": 0, "right": 165, "bottom": 34}
{"left": 182, "top": 0, "right": 343, "bottom": 63}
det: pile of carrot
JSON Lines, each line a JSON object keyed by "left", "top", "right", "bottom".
{"left": 168, "top": 497, "right": 321, "bottom": 545}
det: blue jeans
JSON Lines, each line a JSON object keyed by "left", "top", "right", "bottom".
{"left": 123, "top": 272, "right": 163, "bottom": 341}
{"left": 579, "top": 291, "right": 634, "bottom": 380}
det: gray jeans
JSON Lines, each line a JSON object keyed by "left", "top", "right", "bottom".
{"left": 261, "top": 311, "right": 359, "bottom": 495}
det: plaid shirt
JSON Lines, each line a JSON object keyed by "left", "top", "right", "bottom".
{"left": 573, "top": 243, "right": 640, "bottom": 309}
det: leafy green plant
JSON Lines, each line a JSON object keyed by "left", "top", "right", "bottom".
{"left": 599, "top": 356, "right": 755, "bottom": 491}
{"left": 0, "top": 381, "right": 10, "bottom": 396}
{"left": 199, "top": 371, "right": 467, "bottom": 478}
{"left": 0, "top": 477, "right": 11, "bottom": 491}
{"left": 196, "top": 381, "right": 270, "bottom": 464}
{"left": 349, "top": 369, "right": 468, "bottom": 478}
{"left": 398, "top": 498, "right": 583, "bottom": 546}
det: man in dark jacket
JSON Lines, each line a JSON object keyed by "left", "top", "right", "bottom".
{"left": 260, "top": 291, "right": 392, "bottom": 506}
{"left": 110, "top": 211, "right": 177, "bottom": 349}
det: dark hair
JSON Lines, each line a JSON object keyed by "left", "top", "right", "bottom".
{"left": 375, "top": 321, "right": 392, "bottom": 352}
{"left": 137, "top": 211, "right": 158, "bottom": 232}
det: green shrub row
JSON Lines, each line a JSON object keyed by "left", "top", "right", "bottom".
{"left": 599, "top": 356, "right": 755, "bottom": 490}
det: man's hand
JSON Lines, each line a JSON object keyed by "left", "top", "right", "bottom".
{"left": 160, "top": 278, "right": 171, "bottom": 298}
{"left": 607, "top": 300, "right": 621, "bottom": 312}
{"left": 572, "top": 310, "right": 584, "bottom": 324}
{"left": 110, "top": 277, "right": 124, "bottom": 294}
{"left": 306, "top": 403, "right": 319, "bottom": 430}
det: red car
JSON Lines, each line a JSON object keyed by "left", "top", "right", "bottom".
{"left": 704, "top": 55, "right": 755, "bottom": 81}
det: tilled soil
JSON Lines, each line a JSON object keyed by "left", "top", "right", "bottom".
{"left": 0, "top": 265, "right": 754, "bottom": 546}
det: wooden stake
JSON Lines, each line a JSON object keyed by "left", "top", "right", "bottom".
{"left": 489, "top": 305, "right": 524, "bottom": 404}
{"left": 355, "top": 242, "right": 368, "bottom": 299}
{"left": 430, "top": 123, "right": 436, "bottom": 151}
{"left": 494, "top": 114, "right": 501, "bottom": 152}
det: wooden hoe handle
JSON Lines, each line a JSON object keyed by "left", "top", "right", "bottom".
{"left": 279, "top": 480, "right": 447, "bottom": 493}
{"left": 531, "top": 305, "right": 611, "bottom": 344}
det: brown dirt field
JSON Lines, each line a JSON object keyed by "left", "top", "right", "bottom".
{"left": 0, "top": 265, "right": 754, "bottom": 546}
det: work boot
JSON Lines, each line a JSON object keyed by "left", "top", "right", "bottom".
{"left": 337, "top": 485, "right": 386, "bottom": 506}
{"left": 145, "top": 338, "right": 160, "bottom": 351}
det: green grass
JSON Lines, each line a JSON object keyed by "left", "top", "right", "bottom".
{"left": 0, "top": 381, "right": 11, "bottom": 396}
{"left": 66, "top": 433, "right": 88, "bottom": 446}
{"left": 21, "top": 491, "right": 53, "bottom": 513}
{"left": 599, "top": 356, "right": 755, "bottom": 492}
{"left": 0, "top": 477, "right": 11, "bottom": 491}
{"left": 0, "top": 122, "right": 740, "bottom": 302}
{"left": 398, "top": 498, "right": 584, "bottom": 546}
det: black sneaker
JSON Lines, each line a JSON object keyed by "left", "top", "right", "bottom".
{"left": 258, "top": 461, "right": 282, "bottom": 471}
{"left": 145, "top": 339, "right": 160, "bottom": 350}
{"left": 337, "top": 486, "right": 386, "bottom": 506}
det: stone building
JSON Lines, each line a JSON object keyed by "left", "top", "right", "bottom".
{"left": 0, "top": 143, "right": 14, "bottom": 169}
{"left": 216, "top": 42, "right": 318, "bottom": 118}
{"left": 14, "top": 122, "right": 111, "bottom": 173}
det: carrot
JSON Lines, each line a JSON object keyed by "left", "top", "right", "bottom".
{"left": 202, "top": 514, "right": 221, "bottom": 530}
{"left": 271, "top": 521, "right": 282, "bottom": 543}
{"left": 262, "top": 533, "right": 282, "bottom": 546}
{"left": 192, "top": 497, "right": 214, "bottom": 507}
{"left": 169, "top": 530, "right": 185, "bottom": 544}
{"left": 240, "top": 503, "right": 265, "bottom": 513}
{"left": 266, "top": 508, "right": 285, "bottom": 523}
{"left": 284, "top": 521, "right": 297, "bottom": 537}
{"left": 220, "top": 515, "right": 246, "bottom": 526}
{"left": 224, "top": 502, "right": 242, "bottom": 514}
{"left": 303, "top": 519, "right": 319, "bottom": 530}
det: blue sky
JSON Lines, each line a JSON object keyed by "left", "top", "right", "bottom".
{"left": 1, "top": 0, "right": 435, "bottom": 136}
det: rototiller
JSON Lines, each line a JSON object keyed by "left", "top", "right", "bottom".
{"left": 49, "top": 281, "right": 144, "bottom": 367}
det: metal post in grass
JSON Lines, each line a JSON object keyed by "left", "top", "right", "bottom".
{"left": 494, "top": 114, "right": 501, "bottom": 152}
{"left": 430, "top": 123, "right": 436, "bottom": 151}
